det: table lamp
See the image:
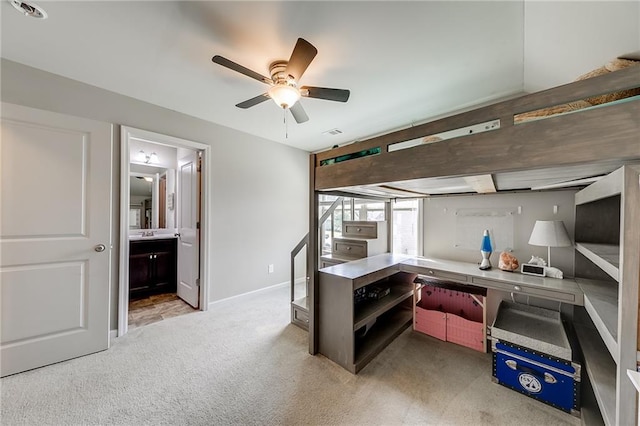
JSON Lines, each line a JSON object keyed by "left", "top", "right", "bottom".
{"left": 527, "top": 220, "right": 572, "bottom": 267}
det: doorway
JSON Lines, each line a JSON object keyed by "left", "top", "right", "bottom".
{"left": 118, "top": 126, "right": 210, "bottom": 336}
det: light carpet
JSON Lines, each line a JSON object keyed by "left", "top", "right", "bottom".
{"left": 1, "top": 285, "right": 579, "bottom": 425}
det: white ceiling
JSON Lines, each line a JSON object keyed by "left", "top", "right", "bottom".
{"left": 1, "top": 1, "right": 638, "bottom": 153}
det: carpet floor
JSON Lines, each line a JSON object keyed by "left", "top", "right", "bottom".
{"left": 0, "top": 285, "right": 579, "bottom": 425}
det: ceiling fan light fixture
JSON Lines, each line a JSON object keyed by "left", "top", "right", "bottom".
{"left": 268, "top": 84, "right": 300, "bottom": 109}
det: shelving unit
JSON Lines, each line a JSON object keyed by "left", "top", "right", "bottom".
{"left": 354, "top": 283, "right": 413, "bottom": 330}
{"left": 573, "top": 165, "right": 640, "bottom": 426}
{"left": 575, "top": 278, "right": 618, "bottom": 358}
{"left": 574, "top": 310, "right": 617, "bottom": 425}
{"left": 575, "top": 243, "right": 619, "bottom": 281}
{"left": 318, "top": 254, "right": 415, "bottom": 373}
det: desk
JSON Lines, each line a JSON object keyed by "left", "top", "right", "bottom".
{"left": 401, "top": 257, "right": 584, "bottom": 306}
{"left": 318, "top": 254, "right": 585, "bottom": 374}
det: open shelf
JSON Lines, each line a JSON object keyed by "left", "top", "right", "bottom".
{"left": 354, "top": 306, "right": 412, "bottom": 372}
{"left": 580, "top": 370, "right": 606, "bottom": 426}
{"left": 575, "top": 243, "right": 619, "bottom": 281}
{"left": 354, "top": 283, "right": 413, "bottom": 331}
{"left": 574, "top": 310, "right": 617, "bottom": 426}
{"left": 575, "top": 278, "right": 618, "bottom": 361}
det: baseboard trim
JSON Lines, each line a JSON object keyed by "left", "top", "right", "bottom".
{"left": 109, "top": 329, "right": 118, "bottom": 344}
{"left": 208, "top": 278, "right": 305, "bottom": 309}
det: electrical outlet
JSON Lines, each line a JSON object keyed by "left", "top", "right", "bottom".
{"left": 268, "top": 264, "right": 274, "bottom": 274}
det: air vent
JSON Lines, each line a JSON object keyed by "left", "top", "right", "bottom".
{"left": 322, "top": 128, "right": 343, "bottom": 136}
{"left": 9, "top": 0, "right": 47, "bottom": 19}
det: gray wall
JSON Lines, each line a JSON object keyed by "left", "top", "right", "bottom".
{"left": 1, "top": 59, "right": 309, "bottom": 329}
{"left": 423, "top": 190, "right": 577, "bottom": 277}
{"left": 523, "top": 1, "right": 639, "bottom": 93}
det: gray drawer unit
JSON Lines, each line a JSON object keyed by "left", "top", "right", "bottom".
{"left": 343, "top": 221, "right": 385, "bottom": 239}
{"left": 333, "top": 238, "right": 368, "bottom": 258}
{"left": 421, "top": 268, "right": 468, "bottom": 283}
{"left": 471, "top": 276, "right": 576, "bottom": 303}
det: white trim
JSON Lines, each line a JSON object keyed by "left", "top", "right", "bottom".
{"left": 109, "top": 330, "right": 118, "bottom": 344}
{"left": 118, "top": 126, "right": 211, "bottom": 337}
{"left": 208, "top": 281, "right": 290, "bottom": 309}
{"left": 118, "top": 127, "right": 131, "bottom": 337}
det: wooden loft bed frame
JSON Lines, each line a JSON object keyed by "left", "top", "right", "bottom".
{"left": 306, "top": 65, "right": 640, "bottom": 356}
{"left": 312, "top": 65, "right": 639, "bottom": 192}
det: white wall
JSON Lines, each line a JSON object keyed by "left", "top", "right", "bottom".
{"left": 524, "top": 1, "right": 640, "bottom": 92}
{"left": 423, "top": 190, "right": 577, "bottom": 277}
{"left": 1, "top": 59, "right": 309, "bottom": 329}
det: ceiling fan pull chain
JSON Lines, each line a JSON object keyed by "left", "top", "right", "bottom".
{"left": 284, "top": 108, "right": 288, "bottom": 139}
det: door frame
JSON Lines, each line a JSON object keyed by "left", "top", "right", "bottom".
{"left": 118, "top": 126, "right": 210, "bottom": 337}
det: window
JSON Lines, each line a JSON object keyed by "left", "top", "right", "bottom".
{"left": 392, "top": 199, "right": 420, "bottom": 255}
{"left": 354, "top": 200, "right": 386, "bottom": 221}
{"left": 319, "top": 195, "right": 419, "bottom": 257}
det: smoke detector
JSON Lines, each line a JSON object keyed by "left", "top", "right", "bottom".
{"left": 8, "top": 0, "right": 47, "bottom": 19}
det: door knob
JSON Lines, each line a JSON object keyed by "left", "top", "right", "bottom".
{"left": 94, "top": 244, "right": 106, "bottom": 252}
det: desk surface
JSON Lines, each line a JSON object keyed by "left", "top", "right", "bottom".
{"left": 320, "top": 253, "right": 584, "bottom": 305}
{"left": 319, "top": 253, "right": 410, "bottom": 279}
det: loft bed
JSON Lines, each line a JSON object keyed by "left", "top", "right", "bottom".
{"left": 311, "top": 63, "right": 639, "bottom": 198}
{"left": 306, "top": 60, "right": 640, "bottom": 424}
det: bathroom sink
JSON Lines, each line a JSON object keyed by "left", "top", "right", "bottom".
{"left": 129, "top": 234, "right": 177, "bottom": 241}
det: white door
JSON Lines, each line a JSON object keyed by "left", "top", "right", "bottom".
{"left": 0, "top": 103, "right": 112, "bottom": 377}
{"left": 177, "top": 151, "right": 200, "bottom": 308}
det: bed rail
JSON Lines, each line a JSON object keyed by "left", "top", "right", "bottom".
{"left": 314, "top": 66, "right": 640, "bottom": 191}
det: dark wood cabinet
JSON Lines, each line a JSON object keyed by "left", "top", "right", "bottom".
{"left": 129, "top": 238, "right": 177, "bottom": 299}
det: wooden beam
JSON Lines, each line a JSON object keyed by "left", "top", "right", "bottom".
{"left": 315, "top": 100, "right": 640, "bottom": 190}
{"left": 464, "top": 174, "right": 496, "bottom": 193}
{"left": 308, "top": 154, "right": 319, "bottom": 354}
{"left": 315, "top": 66, "right": 640, "bottom": 167}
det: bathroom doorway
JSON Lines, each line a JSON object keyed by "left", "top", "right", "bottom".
{"left": 118, "top": 126, "right": 211, "bottom": 336}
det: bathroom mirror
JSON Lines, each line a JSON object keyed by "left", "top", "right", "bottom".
{"left": 129, "top": 165, "right": 175, "bottom": 230}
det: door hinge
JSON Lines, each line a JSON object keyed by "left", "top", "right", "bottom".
{"left": 196, "top": 278, "right": 200, "bottom": 287}
{"left": 196, "top": 222, "right": 200, "bottom": 229}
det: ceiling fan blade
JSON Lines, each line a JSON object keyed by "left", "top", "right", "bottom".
{"left": 285, "top": 38, "right": 318, "bottom": 81}
{"left": 301, "top": 86, "right": 350, "bottom": 102}
{"left": 235, "top": 93, "right": 271, "bottom": 109}
{"left": 289, "top": 102, "right": 309, "bottom": 123}
{"left": 212, "top": 55, "right": 273, "bottom": 85}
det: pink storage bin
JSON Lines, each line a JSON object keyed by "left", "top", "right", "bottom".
{"left": 414, "top": 282, "right": 485, "bottom": 352}
{"left": 446, "top": 313, "right": 485, "bottom": 352}
{"left": 415, "top": 306, "right": 446, "bottom": 341}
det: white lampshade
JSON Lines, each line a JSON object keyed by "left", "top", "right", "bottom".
{"left": 528, "top": 220, "right": 572, "bottom": 247}
{"left": 268, "top": 85, "right": 301, "bottom": 109}
{"left": 528, "top": 220, "right": 572, "bottom": 267}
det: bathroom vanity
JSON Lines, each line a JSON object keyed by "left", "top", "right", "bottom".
{"left": 129, "top": 236, "right": 177, "bottom": 299}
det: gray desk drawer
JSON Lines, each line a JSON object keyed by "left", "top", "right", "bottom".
{"left": 343, "top": 221, "right": 379, "bottom": 239}
{"left": 333, "top": 239, "right": 367, "bottom": 258}
{"left": 421, "top": 268, "right": 468, "bottom": 283}
{"left": 471, "top": 277, "right": 575, "bottom": 303}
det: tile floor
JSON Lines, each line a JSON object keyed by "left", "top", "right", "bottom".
{"left": 128, "top": 292, "right": 196, "bottom": 329}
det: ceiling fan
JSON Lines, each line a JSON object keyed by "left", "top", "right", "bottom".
{"left": 212, "top": 38, "right": 350, "bottom": 124}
